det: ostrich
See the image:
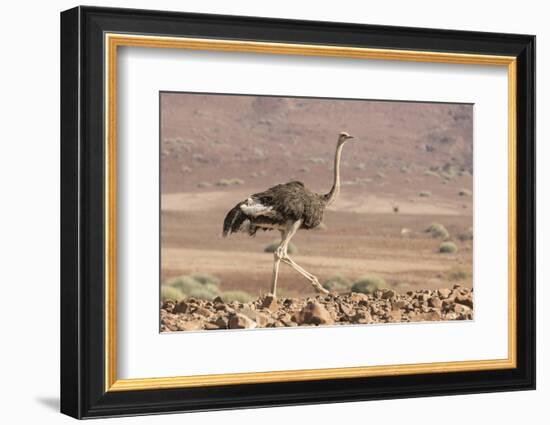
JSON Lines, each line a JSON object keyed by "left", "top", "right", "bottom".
{"left": 222, "top": 131, "right": 357, "bottom": 297}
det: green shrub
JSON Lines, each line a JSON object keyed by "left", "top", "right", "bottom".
{"left": 439, "top": 242, "right": 458, "bottom": 253}
{"left": 457, "top": 227, "right": 474, "bottom": 241}
{"left": 425, "top": 223, "right": 450, "bottom": 239}
{"left": 186, "top": 286, "right": 219, "bottom": 301}
{"left": 160, "top": 285, "right": 185, "bottom": 301}
{"left": 165, "top": 276, "right": 203, "bottom": 294}
{"left": 221, "top": 290, "right": 254, "bottom": 303}
{"left": 351, "top": 276, "right": 387, "bottom": 294}
{"left": 322, "top": 275, "right": 352, "bottom": 292}
{"left": 447, "top": 269, "right": 469, "bottom": 281}
{"left": 264, "top": 242, "right": 298, "bottom": 255}
{"left": 164, "top": 273, "right": 222, "bottom": 299}
{"left": 458, "top": 188, "right": 472, "bottom": 197}
{"left": 424, "top": 169, "right": 439, "bottom": 178}
{"left": 216, "top": 178, "right": 244, "bottom": 187}
{"left": 190, "top": 273, "right": 221, "bottom": 286}
{"left": 310, "top": 157, "right": 327, "bottom": 165}
{"left": 418, "top": 191, "right": 432, "bottom": 197}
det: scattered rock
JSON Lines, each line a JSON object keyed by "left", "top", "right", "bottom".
{"left": 391, "top": 299, "right": 407, "bottom": 310}
{"left": 160, "top": 287, "right": 473, "bottom": 331}
{"left": 453, "top": 304, "right": 472, "bottom": 315}
{"left": 177, "top": 320, "right": 202, "bottom": 331}
{"left": 162, "top": 300, "right": 176, "bottom": 312}
{"left": 241, "top": 308, "right": 270, "bottom": 327}
{"left": 173, "top": 301, "right": 189, "bottom": 314}
{"left": 194, "top": 306, "right": 212, "bottom": 317}
{"left": 410, "top": 311, "right": 441, "bottom": 322}
{"left": 455, "top": 294, "right": 474, "bottom": 308}
{"left": 428, "top": 297, "right": 443, "bottom": 308}
{"left": 204, "top": 322, "right": 222, "bottom": 330}
{"left": 213, "top": 316, "right": 228, "bottom": 329}
{"left": 386, "top": 310, "right": 402, "bottom": 322}
{"left": 438, "top": 288, "right": 452, "bottom": 298}
{"left": 353, "top": 309, "right": 373, "bottom": 324}
{"left": 339, "top": 302, "right": 354, "bottom": 317}
{"left": 349, "top": 293, "right": 370, "bottom": 304}
{"left": 381, "top": 289, "right": 397, "bottom": 300}
{"left": 295, "top": 301, "right": 334, "bottom": 325}
{"left": 261, "top": 294, "right": 278, "bottom": 312}
{"left": 228, "top": 313, "right": 257, "bottom": 329}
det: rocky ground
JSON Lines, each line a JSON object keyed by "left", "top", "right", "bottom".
{"left": 160, "top": 285, "right": 473, "bottom": 332}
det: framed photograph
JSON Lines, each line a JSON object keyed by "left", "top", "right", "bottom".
{"left": 60, "top": 6, "right": 535, "bottom": 419}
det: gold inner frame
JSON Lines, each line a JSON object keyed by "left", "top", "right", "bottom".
{"left": 104, "top": 33, "right": 517, "bottom": 392}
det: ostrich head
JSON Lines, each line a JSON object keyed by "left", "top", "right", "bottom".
{"left": 337, "top": 131, "right": 355, "bottom": 145}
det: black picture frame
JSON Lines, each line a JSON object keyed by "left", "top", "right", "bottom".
{"left": 60, "top": 5, "right": 535, "bottom": 419}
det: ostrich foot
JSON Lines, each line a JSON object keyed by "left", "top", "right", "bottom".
{"left": 311, "top": 279, "right": 330, "bottom": 295}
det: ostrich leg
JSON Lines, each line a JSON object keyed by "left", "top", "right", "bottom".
{"left": 282, "top": 256, "right": 329, "bottom": 294}
{"left": 270, "top": 230, "right": 288, "bottom": 296}
{"left": 280, "top": 221, "right": 330, "bottom": 295}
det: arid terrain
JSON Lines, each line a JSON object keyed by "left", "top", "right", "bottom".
{"left": 161, "top": 286, "right": 473, "bottom": 332}
{"left": 160, "top": 93, "right": 473, "bottom": 323}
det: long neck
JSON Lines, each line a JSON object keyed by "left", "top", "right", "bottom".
{"left": 324, "top": 142, "right": 345, "bottom": 206}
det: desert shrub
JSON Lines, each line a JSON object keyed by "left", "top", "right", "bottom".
{"left": 309, "top": 157, "right": 327, "bottom": 165}
{"left": 165, "top": 276, "right": 203, "bottom": 294}
{"left": 160, "top": 285, "right": 185, "bottom": 301}
{"left": 457, "top": 227, "right": 474, "bottom": 241}
{"left": 176, "top": 138, "right": 195, "bottom": 147}
{"left": 190, "top": 273, "right": 221, "bottom": 287}
{"left": 458, "top": 188, "right": 472, "bottom": 197}
{"left": 221, "top": 290, "right": 254, "bottom": 303}
{"left": 441, "top": 163, "right": 459, "bottom": 180}
{"left": 192, "top": 153, "right": 207, "bottom": 163}
{"left": 352, "top": 177, "right": 371, "bottom": 186}
{"left": 322, "top": 275, "right": 352, "bottom": 292}
{"left": 253, "top": 147, "right": 265, "bottom": 158}
{"left": 418, "top": 190, "right": 432, "bottom": 197}
{"left": 264, "top": 242, "right": 298, "bottom": 255}
{"left": 447, "top": 269, "right": 469, "bottom": 281}
{"left": 425, "top": 223, "right": 450, "bottom": 239}
{"left": 197, "top": 181, "right": 211, "bottom": 188}
{"left": 216, "top": 178, "right": 244, "bottom": 187}
{"left": 186, "top": 286, "right": 219, "bottom": 301}
{"left": 439, "top": 242, "right": 458, "bottom": 253}
{"left": 351, "top": 276, "right": 387, "bottom": 294}
{"left": 424, "top": 169, "right": 439, "bottom": 178}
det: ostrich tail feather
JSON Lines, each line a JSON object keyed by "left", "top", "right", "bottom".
{"left": 222, "top": 203, "right": 247, "bottom": 237}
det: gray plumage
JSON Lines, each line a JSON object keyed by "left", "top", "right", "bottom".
{"left": 223, "top": 181, "right": 326, "bottom": 237}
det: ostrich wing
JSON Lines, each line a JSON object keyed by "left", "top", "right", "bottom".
{"left": 222, "top": 197, "right": 277, "bottom": 237}
{"left": 222, "top": 181, "right": 323, "bottom": 236}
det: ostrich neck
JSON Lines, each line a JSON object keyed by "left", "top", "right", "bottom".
{"left": 324, "top": 142, "right": 345, "bottom": 206}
